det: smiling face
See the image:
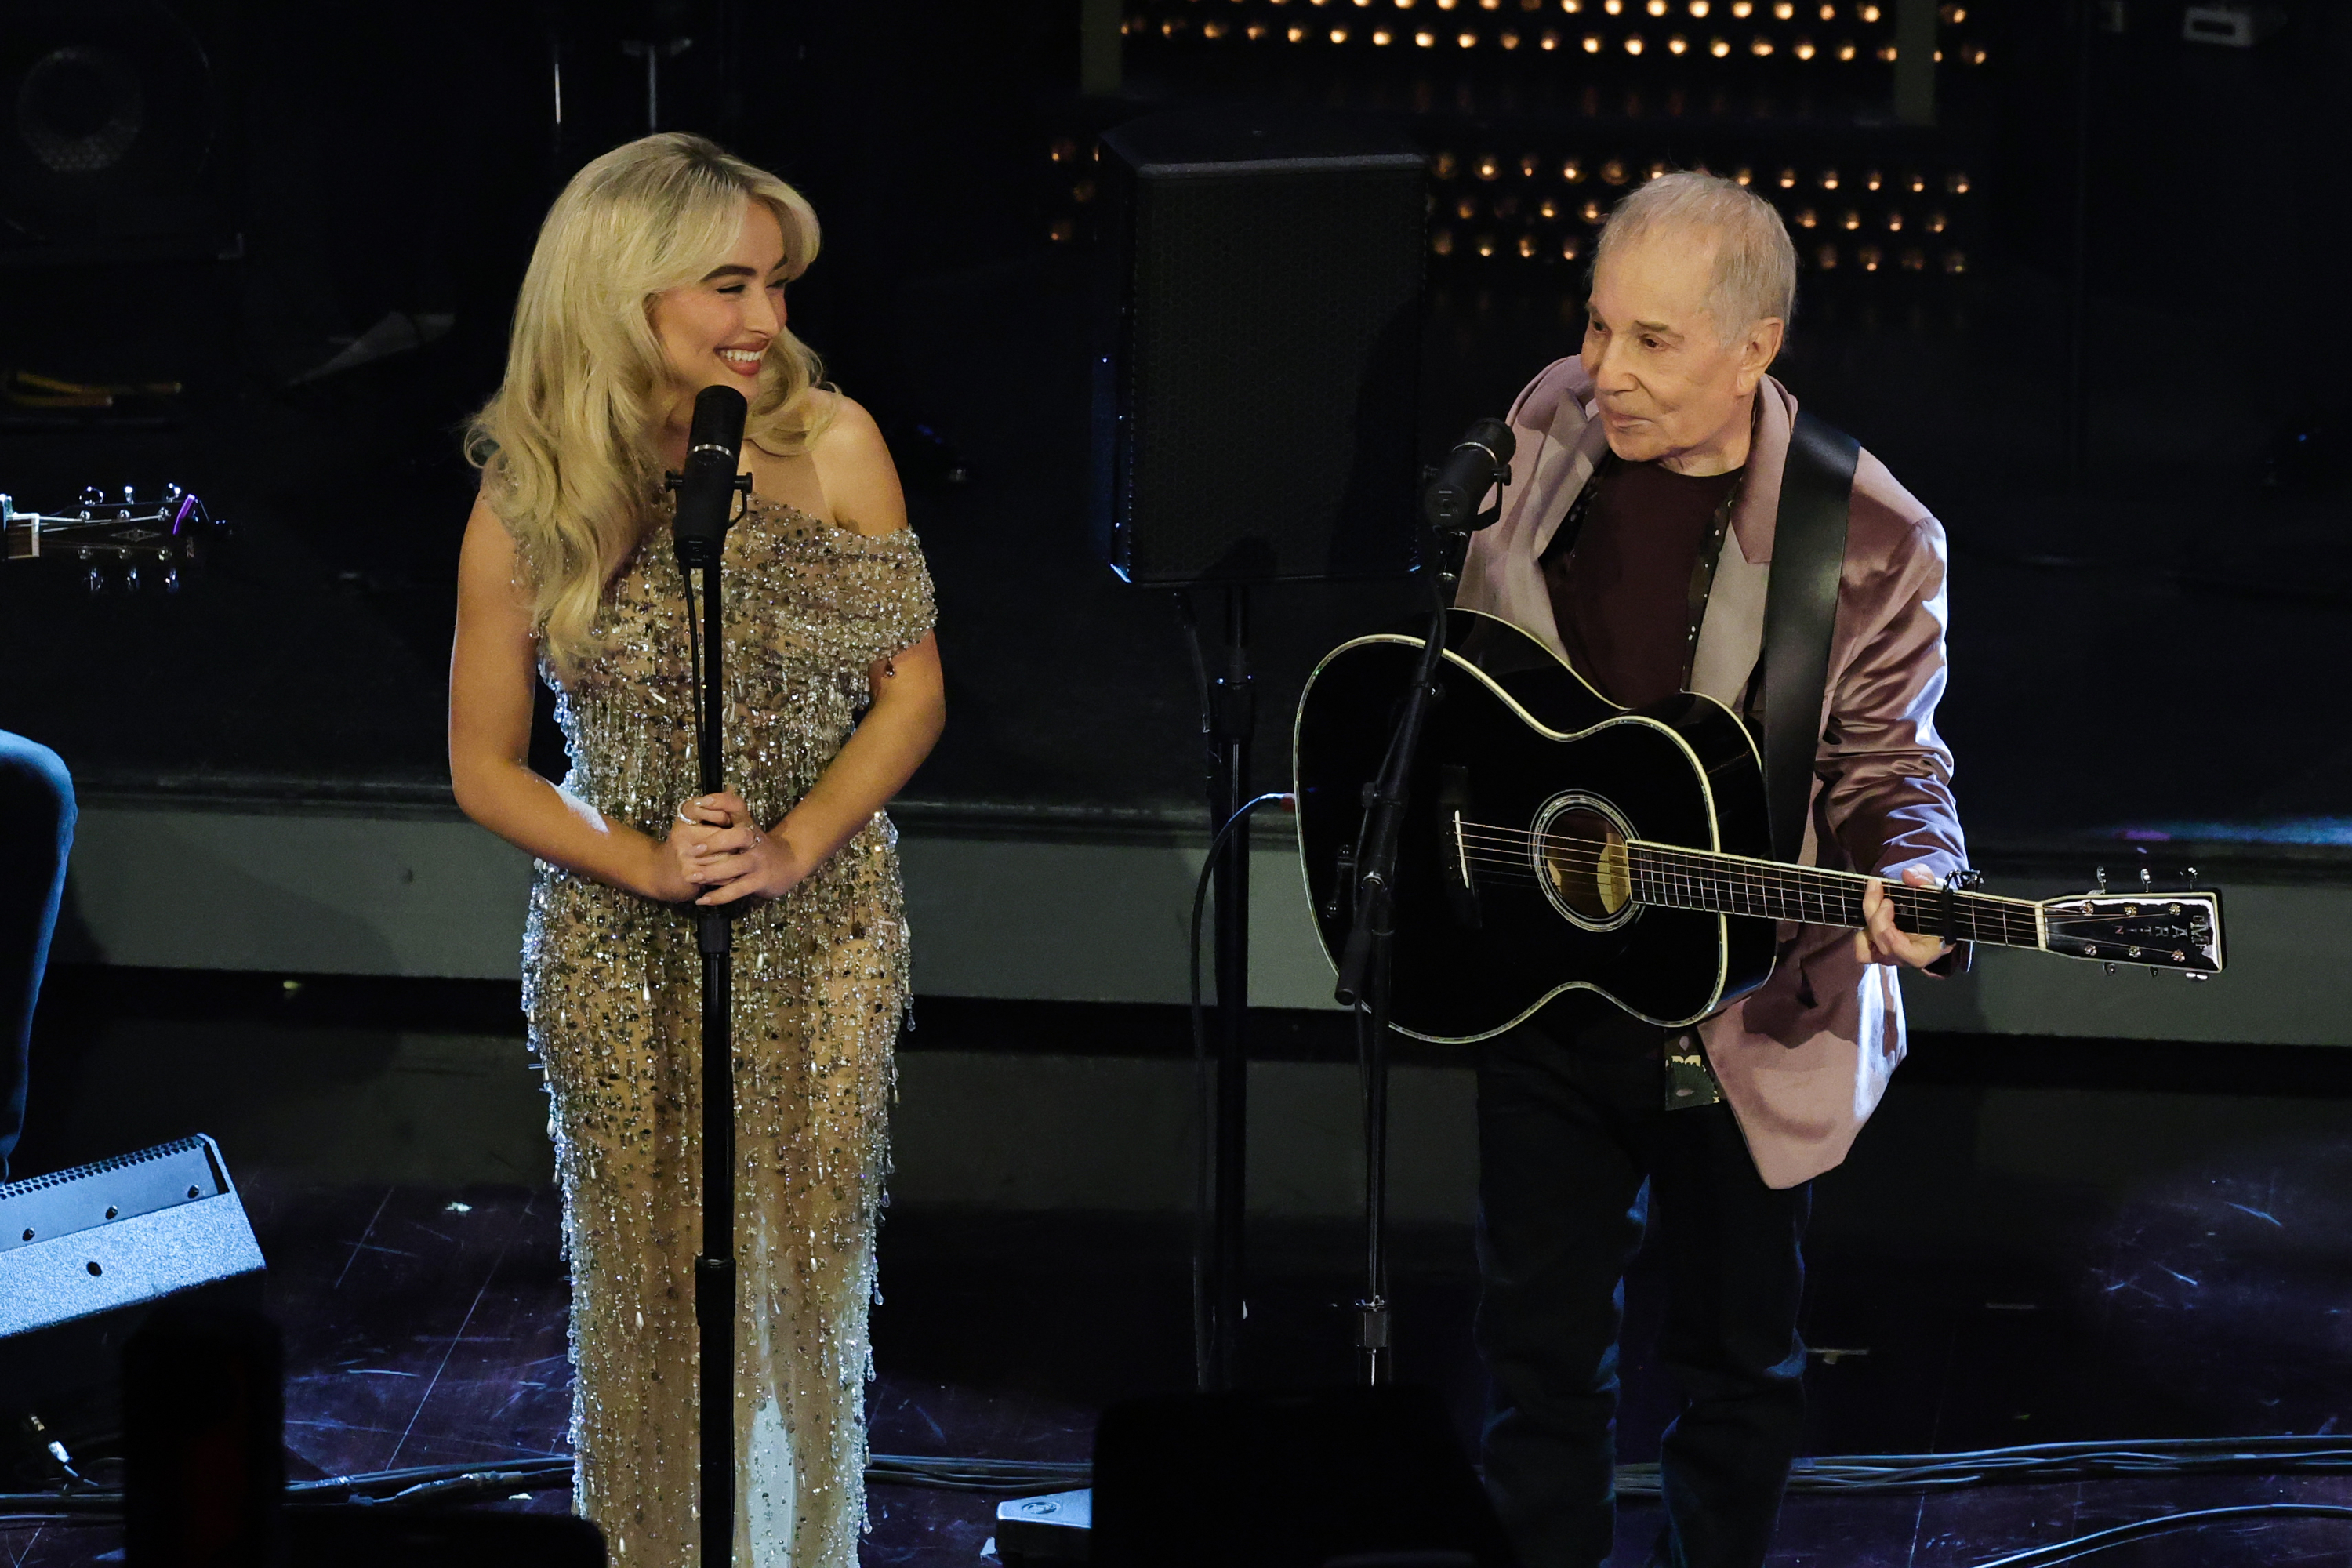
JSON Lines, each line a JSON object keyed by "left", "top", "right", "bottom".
{"left": 648, "top": 198, "right": 789, "bottom": 424}
{"left": 1581, "top": 224, "right": 1784, "bottom": 475}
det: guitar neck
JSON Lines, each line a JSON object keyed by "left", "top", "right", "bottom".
{"left": 1625, "top": 841, "right": 2042, "bottom": 949}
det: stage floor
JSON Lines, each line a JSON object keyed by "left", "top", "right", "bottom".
{"left": 6, "top": 1150, "right": 2352, "bottom": 1567}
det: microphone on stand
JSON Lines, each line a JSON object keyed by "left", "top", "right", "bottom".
{"left": 1421, "top": 417, "right": 1516, "bottom": 532}
{"left": 671, "top": 384, "right": 750, "bottom": 570}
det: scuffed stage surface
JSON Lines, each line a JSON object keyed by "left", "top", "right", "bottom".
{"left": 7, "top": 1138, "right": 2352, "bottom": 1567}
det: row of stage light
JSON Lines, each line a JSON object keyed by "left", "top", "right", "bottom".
{"left": 1044, "top": 140, "right": 1972, "bottom": 277}
{"left": 1432, "top": 227, "right": 1966, "bottom": 273}
{"left": 1144, "top": 0, "right": 1947, "bottom": 17}
{"left": 1130, "top": 0, "right": 1986, "bottom": 51}
{"left": 1136, "top": 20, "right": 1987, "bottom": 64}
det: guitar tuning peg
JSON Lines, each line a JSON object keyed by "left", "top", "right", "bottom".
{"left": 2139, "top": 865, "right": 2153, "bottom": 893}
{"left": 2181, "top": 866, "right": 2199, "bottom": 885}
{"left": 122, "top": 564, "right": 141, "bottom": 593}
{"left": 162, "top": 567, "right": 181, "bottom": 595}
{"left": 2095, "top": 866, "right": 2108, "bottom": 893}
{"left": 84, "top": 567, "right": 104, "bottom": 596}
{"left": 2102, "top": 961, "right": 2118, "bottom": 975}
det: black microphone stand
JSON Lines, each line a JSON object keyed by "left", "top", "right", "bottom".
{"left": 671, "top": 460, "right": 755, "bottom": 1568}
{"left": 1330, "top": 463, "right": 1508, "bottom": 1386}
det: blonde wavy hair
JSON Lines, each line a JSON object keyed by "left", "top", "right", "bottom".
{"left": 468, "top": 132, "right": 832, "bottom": 676}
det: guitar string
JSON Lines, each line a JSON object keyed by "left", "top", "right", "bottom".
{"left": 1413, "top": 844, "right": 2031, "bottom": 944}
{"left": 1444, "top": 827, "right": 2035, "bottom": 939}
{"left": 1422, "top": 826, "right": 2037, "bottom": 944}
{"left": 1448, "top": 819, "right": 2044, "bottom": 938}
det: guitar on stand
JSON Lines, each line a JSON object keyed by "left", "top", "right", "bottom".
{"left": 1294, "top": 608, "right": 2227, "bottom": 1045}
{"left": 2, "top": 485, "right": 222, "bottom": 594}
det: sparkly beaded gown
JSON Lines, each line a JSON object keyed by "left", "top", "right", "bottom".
{"left": 522, "top": 493, "right": 935, "bottom": 1567}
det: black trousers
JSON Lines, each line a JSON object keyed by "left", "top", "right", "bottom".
{"left": 0, "top": 732, "right": 74, "bottom": 1181}
{"left": 1475, "top": 999, "right": 1809, "bottom": 1568}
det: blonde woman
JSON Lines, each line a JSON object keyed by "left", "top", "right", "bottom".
{"left": 449, "top": 132, "right": 943, "bottom": 1566}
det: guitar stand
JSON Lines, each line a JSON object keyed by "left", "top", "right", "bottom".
{"left": 1331, "top": 499, "right": 1501, "bottom": 1385}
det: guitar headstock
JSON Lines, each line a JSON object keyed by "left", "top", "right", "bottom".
{"left": 2, "top": 485, "right": 222, "bottom": 594}
{"left": 2038, "top": 870, "right": 2225, "bottom": 978}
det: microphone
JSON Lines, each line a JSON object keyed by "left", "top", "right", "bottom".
{"left": 1421, "top": 417, "right": 1516, "bottom": 532}
{"left": 671, "top": 384, "right": 750, "bottom": 570}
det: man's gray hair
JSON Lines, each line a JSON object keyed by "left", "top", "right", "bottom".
{"left": 1593, "top": 169, "right": 1797, "bottom": 341}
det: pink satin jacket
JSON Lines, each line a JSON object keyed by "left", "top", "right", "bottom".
{"left": 1457, "top": 357, "right": 1966, "bottom": 1188}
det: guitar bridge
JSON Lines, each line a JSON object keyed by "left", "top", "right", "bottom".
{"left": 1438, "top": 764, "right": 1483, "bottom": 930}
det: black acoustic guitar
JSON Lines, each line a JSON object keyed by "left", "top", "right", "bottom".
{"left": 1292, "top": 609, "right": 2227, "bottom": 1044}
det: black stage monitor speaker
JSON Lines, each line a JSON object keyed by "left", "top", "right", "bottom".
{"left": 0, "top": 0, "right": 235, "bottom": 258}
{"left": 0, "top": 1134, "right": 265, "bottom": 1435}
{"left": 1091, "top": 1384, "right": 1515, "bottom": 1567}
{"left": 1091, "top": 107, "right": 1426, "bottom": 586}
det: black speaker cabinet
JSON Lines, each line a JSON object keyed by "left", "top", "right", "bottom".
{"left": 1091, "top": 107, "right": 1426, "bottom": 586}
{"left": 1091, "top": 1384, "right": 1515, "bottom": 1567}
{"left": 0, "top": 0, "right": 240, "bottom": 260}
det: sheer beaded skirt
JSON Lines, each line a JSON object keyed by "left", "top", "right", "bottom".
{"left": 521, "top": 496, "right": 935, "bottom": 1567}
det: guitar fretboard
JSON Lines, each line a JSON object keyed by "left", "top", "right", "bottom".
{"left": 1624, "top": 841, "right": 2043, "bottom": 949}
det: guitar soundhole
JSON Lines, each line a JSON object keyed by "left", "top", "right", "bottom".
{"left": 1531, "top": 797, "right": 1637, "bottom": 932}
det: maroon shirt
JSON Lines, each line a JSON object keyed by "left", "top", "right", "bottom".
{"left": 1541, "top": 459, "right": 1744, "bottom": 709}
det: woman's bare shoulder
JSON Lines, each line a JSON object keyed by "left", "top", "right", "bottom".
{"left": 808, "top": 391, "right": 907, "bottom": 537}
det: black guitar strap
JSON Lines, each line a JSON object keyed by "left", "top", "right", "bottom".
{"left": 1759, "top": 411, "right": 1860, "bottom": 866}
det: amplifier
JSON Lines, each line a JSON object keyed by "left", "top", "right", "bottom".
{"left": 0, "top": 1134, "right": 266, "bottom": 1428}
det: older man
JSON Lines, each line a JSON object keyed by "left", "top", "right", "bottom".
{"left": 1455, "top": 172, "right": 1965, "bottom": 1567}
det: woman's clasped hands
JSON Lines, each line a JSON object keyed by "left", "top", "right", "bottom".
{"left": 663, "top": 790, "right": 814, "bottom": 906}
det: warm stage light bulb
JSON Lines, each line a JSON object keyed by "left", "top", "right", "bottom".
{"left": 1773, "top": 0, "right": 1792, "bottom": 16}
{"left": 1560, "top": 158, "right": 1584, "bottom": 181}
{"left": 1501, "top": 27, "right": 1522, "bottom": 45}
{"left": 1777, "top": 167, "right": 1797, "bottom": 188}
{"left": 1625, "top": 31, "right": 1644, "bottom": 51}
{"left": 1541, "top": 27, "right": 1560, "bottom": 45}
{"left": 1518, "top": 234, "right": 1540, "bottom": 258}
{"left": 1460, "top": 27, "right": 1479, "bottom": 42}
{"left": 1795, "top": 207, "right": 1817, "bottom": 228}
{"left": 1794, "top": 38, "right": 1815, "bottom": 57}
{"left": 1820, "top": 169, "right": 1838, "bottom": 189}
{"left": 1432, "top": 229, "right": 1456, "bottom": 256}
{"left": 1859, "top": 244, "right": 1881, "bottom": 271}
{"left": 1947, "top": 171, "right": 1969, "bottom": 194}
{"left": 1841, "top": 209, "right": 1860, "bottom": 230}
{"left": 1287, "top": 24, "right": 1307, "bottom": 39}
{"left": 1750, "top": 33, "right": 1773, "bottom": 53}
{"left": 1836, "top": 39, "right": 1856, "bottom": 58}
{"left": 1817, "top": 245, "right": 1838, "bottom": 270}
{"left": 1373, "top": 24, "right": 1393, "bottom": 38}
{"left": 1926, "top": 211, "right": 1946, "bottom": 234}
{"left": 1858, "top": 2, "right": 1878, "bottom": 17}
{"left": 1876, "top": 41, "right": 1896, "bottom": 60}
{"left": 1581, "top": 199, "right": 1605, "bottom": 222}
{"left": 1730, "top": 0, "right": 1751, "bottom": 16}
{"left": 1583, "top": 31, "right": 1602, "bottom": 49}
{"left": 1416, "top": 27, "right": 1437, "bottom": 42}
{"left": 1668, "top": 32, "right": 1688, "bottom": 50}
{"left": 1709, "top": 34, "right": 1730, "bottom": 53}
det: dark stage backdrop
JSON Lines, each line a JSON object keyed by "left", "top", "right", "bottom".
{"left": 3, "top": 0, "right": 2348, "bottom": 836}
